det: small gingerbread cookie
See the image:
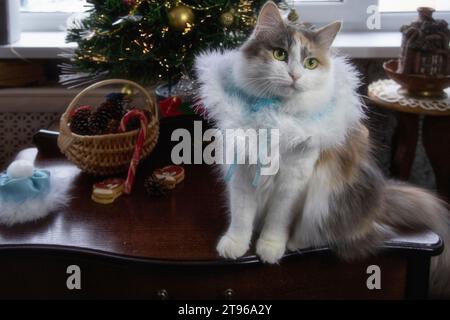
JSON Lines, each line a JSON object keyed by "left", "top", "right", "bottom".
{"left": 153, "top": 165, "right": 185, "bottom": 185}
{"left": 92, "top": 178, "right": 125, "bottom": 204}
{"left": 160, "top": 175, "right": 177, "bottom": 190}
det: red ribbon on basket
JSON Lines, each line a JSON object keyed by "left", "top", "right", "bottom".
{"left": 119, "top": 109, "right": 149, "bottom": 194}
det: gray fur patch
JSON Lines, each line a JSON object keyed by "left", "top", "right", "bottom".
{"left": 324, "top": 160, "right": 386, "bottom": 260}
{"left": 243, "top": 26, "right": 296, "bottom": 60}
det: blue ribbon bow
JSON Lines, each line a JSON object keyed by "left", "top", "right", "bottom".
{"left": 0, "top": 169, "right": 51, "bottom": 203}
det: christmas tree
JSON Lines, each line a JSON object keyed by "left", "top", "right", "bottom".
{"left": 62, "top": 0, "right": 282, "bottom": 86}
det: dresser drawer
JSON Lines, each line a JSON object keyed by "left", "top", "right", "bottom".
{"left": 0, "top": 249, "right": 411, "bottom": 300}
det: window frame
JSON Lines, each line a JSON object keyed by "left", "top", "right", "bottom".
{"left": 294, "top": 0, "right": 376, "bottom": 31}
{"left": 21, "top": 11, "right": 73, "bottom": 32}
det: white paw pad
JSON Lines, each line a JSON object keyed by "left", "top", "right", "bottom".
{"left": 256, "top": 238, "right": 286, "bottom": 264}
{"left": 217, "top": 234, "right": 249, "bottom": 260}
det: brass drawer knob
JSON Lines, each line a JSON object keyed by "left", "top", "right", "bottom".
{"left": 157, "top": 289, "right": 169, "bottom": 300}
{"left": 223, "top": 288, "right": 235, "bottom": 300}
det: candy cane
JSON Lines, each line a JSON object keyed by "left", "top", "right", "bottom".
{"left": 119, "top": 109, "right": 149, "bottom": 194}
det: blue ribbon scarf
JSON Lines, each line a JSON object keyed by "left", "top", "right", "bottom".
{"left": 223, "top": 78, "right": 282, "bottom": 115}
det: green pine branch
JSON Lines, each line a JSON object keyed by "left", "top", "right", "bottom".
{"left": 65, "top": 0, "right": 280, "bottom": 85}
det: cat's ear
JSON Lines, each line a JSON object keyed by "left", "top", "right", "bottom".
{"left": 255, "top": 1, "right": 284, "bottom": 38}
{"left": 315, "top": 21, "right": 342, "bottom": 50}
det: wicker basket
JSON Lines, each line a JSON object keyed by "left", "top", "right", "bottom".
{"left": 58, "top": 79, "right": 159, "bottom": 176}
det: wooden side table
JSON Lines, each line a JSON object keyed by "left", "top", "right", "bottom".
{"left": 368, "top": 80, "right": 450, "bottom": 201}
{"left": 0, "top": 116, "right": 443, "bottom": 299}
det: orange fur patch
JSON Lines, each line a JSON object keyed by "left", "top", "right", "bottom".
{"left": 315, "top": 125, "right": 370, "bottom": 188}
{"left": 295, "top": 31, "right": 331, "bottom": 69}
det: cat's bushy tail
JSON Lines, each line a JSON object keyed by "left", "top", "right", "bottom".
{"left": 382, "top": 181, "right": 450, "bottom": 298}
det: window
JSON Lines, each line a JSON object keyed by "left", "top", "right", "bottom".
{"left": 293, "top": 0, "right": 375, "bottom": 31}
{"left": 21, "top": 0, "right": 88, "bottom": 13}
{"left": 293, "top": 0, "right": 450, "bottom": 31}
{"left": 377, "top": 0, "right": 450, "bottom": 31}
{"left": 20, "top": 0, "right": 90, "bottom": 32}
{"left": 17, "top": 0, "right": 450, "bottom": 33}
{"left": 379, "top": 0, "right": 450, "bottom": 12}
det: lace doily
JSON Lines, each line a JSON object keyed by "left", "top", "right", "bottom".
{"left": 368, "top": 79, "right": 450, "bottom": 114}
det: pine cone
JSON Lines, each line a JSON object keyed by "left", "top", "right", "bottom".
{"left": 89, "top": 110, "right": 109, "bottom": 135}
{"left": 144, "top": 175, "right": 167, "bottom": 197}
{"left": 89, "top": 101, "right": 124, "bottom": 135}
{"left": 105, "top": 119, "right": 120, "bottom": 134}
{"left": 69, "top": 106, "right": 92, "bottom": 135}
{"left": 102, "top": 100, "right": 125, "bottom": 121}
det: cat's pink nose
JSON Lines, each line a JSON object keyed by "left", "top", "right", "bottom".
{"left": 289, "top": 72, "right": 301, "bottom": 81}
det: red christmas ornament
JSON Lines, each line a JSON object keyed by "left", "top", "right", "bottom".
{"left": 159, "top": 96, "right": 183, "bottom": 118}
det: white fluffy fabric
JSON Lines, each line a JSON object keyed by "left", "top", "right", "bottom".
{"left": 0, "top": 171, "right": 71, "bottom": 227}
{"left": 7, "top": 160, "right": 35, "bottom": 179}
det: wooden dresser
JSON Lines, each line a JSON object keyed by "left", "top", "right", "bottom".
{"left": 0, "top": 116, "right": 442, "bottom": 300}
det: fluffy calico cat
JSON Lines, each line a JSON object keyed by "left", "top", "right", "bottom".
{"left": 195, "top": 1, "right": 449, "bottom": 298}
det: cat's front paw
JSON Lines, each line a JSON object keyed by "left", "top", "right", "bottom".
{"left": 287, "top": 238, "right": 302, "bottom": 252}
{"left": 217, "top": 234, "right": 249, "bottom": 260}
{"left": 256, "top": 238, "right": 286, "bottom": 264}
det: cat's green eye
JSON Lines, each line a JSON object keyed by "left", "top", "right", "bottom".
{"left": 304, "top": 57, "right": 319, "bottom": 70}
{"left": 273, "top": 48, "right": 288, "bottom": 62}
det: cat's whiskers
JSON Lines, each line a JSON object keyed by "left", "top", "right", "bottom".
{"left": 243, "top": 79, "right": 275, "bottom": 97}
{"left": 243, "top": 76, "right": 292, "bottom": 93}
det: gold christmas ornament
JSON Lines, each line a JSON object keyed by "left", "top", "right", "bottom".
{"left": 121, "top": 84, "right": 134, "bottom": 97}
{"left": 168, "top": 5, "right": 195, "bottom": 31}
{"left": 220, "top": 11, "right": 234, "bottom": 27}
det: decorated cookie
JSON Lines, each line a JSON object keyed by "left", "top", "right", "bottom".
{"left": 153, "top": 165, "right": 185, "bottom": 185}
{"left": 160, "top": 175, "right": 177, "bottom": 190}
{"left": 92, "top": 178, "right": 125, "bottom": 204}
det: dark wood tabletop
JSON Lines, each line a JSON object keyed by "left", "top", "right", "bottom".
{"left": 0, "top": 116, "right": 443, "bottom": 264}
